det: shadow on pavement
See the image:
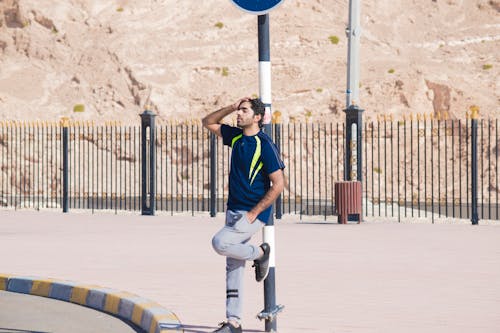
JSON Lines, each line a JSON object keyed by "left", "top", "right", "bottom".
{"left": 0, "top": 329, "right": 49, "bottom": 333}
{"left": 181, "top": 324, "right": 264, "bottom": 333}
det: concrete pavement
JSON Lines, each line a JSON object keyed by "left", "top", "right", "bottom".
{"left": 1, "top": 210, "right": 500, "bottom": 332}
{"left": 0, "top": 290, "right": 140, "bottom": 333}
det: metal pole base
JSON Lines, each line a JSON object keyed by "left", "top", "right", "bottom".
{"left": 257, "top": 304, "right": 285, "bottom": 321}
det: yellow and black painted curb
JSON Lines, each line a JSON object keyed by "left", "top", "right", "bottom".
{"left": 0, "top": 274, "right": 182, "bottom": 333}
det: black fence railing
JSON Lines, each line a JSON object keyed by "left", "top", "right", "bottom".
{"left": 277, "top": 122, "right": 345, "bottom": 218}
{"left": 0, "top": 122, "right": 143, "bottom": 212}
{"left": 0, "top": 117, "right": 498, "bottom": 222}
{"left": 154, "top": 123, "right": 211, "bottom": 214}
{"left": 66, "top": 124, "right": 142, "bottom": 213}
{"left": 363, "top": 118, "right": 499, "bottom": 221}
{"left": 1, "top": 122, "right": 64, "bottom": 210}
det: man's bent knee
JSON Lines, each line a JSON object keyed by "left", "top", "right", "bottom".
{"left": 212, "top": 234, "right": 228, "bottom": 255}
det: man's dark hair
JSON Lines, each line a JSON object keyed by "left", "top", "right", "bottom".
{"left": 249, "top": 98, "right": 265, "bottom": 128}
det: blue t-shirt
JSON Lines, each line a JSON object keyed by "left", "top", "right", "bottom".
{"left": 221, "top": 124, "right": 285, "bottom": 224}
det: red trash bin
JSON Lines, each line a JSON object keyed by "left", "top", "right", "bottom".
{"left": 334, "top": 181, "right": 362, "bottom": 224}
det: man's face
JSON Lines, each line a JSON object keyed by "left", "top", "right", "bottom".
{"left": 236, "top": 101, "right": 260, "bottom": 128}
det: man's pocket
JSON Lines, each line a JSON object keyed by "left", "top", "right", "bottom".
{"left": 225, "top": 209, "right": 243, "bottom": 227}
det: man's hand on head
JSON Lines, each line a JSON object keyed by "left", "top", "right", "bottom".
{"left": 231, "top": 97, "right": 251, "bottom": 111}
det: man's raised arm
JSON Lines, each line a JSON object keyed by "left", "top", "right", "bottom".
{"left": 201, "top": 98, "right": 249, "bottom": 137}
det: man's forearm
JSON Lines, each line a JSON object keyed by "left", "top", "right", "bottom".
{"left": 248, "top": 183, "right": 283, "bottom": 220}
{"left": 202, "top": 105, "right": 235, "bottom": 126}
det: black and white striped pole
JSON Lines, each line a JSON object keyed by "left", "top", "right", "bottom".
{"left": 257, "top": 14, "right": 284, "bottom": 333}
{"left": 229, "top": 1, "right": 285, "bottom": 331}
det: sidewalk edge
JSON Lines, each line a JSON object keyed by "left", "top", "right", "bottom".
{"left": 0, "top": 274, "right": 183, "bottom": 333}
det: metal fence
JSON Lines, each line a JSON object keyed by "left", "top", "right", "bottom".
{"left": 278, "top": 122, "right": 345, "bottom": 218}
{"left": 0, "top": 118, "right": 498, "bottom": 221}
{"left": 66, "top": 125, "right": 142, "bottom": 212}
{"left": 1, "top": 122, "right": 63, "bottom": 210}
{"left": 0, "top": 122, "right": 143, "bottom": 212}
{"left": 364, "top": 119, "right": 499, "bottom": 221}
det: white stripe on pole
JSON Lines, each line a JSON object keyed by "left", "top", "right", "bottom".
{"left": 263, "top": 225, "right": 276, "bottom": 267}
{"left": 259, "top": 61, "right": 272, "bottom": 104}
{"left": 259, "top": 61, "right": 273, "bottom": 124}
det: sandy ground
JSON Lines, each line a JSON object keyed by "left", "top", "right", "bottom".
{"left": 0, "top": 210, "right": 499, "bottom": 332}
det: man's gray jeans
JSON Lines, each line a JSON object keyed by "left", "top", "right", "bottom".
{"left": 212, "top": 209, "right": 265, "bottom": 324}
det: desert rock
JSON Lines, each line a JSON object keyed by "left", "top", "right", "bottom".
{"left": 0, "top": 0, "right": 498, "bottom": 124}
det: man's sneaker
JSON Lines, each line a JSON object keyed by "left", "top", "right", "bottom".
{"left": 212, "top": 321, "right": 242, "bottom": 333}
{"left": 252, "top": 243, "right": 270, "bottom": 282}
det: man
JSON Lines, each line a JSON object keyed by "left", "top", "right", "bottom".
{"left": 202, "top": 97, "right": 285, "bottom": 333}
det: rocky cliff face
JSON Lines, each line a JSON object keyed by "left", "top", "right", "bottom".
{"left": 0, "top": 0, "right": 498, "bottom": 124}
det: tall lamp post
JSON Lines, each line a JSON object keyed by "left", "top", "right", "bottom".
{"left": 343, "top": 0, "right": 364, "bottom": 226}
{"left": 346, "top": 0, "right": 361, "bottom": 108}
{"left": 345, "top": 0, "right": 364, "bottom": 184}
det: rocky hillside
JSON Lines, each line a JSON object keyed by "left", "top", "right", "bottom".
{"left": 0, "top": 0, "right": 498, "bottom": 124}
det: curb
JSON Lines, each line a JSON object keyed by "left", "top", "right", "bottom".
{"left": 0, "top": 274, "right": 183, "bottom": 333}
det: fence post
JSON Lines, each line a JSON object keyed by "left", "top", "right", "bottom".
{"left": 141, "top": 109, "right": 156, "bottom": 216}
{"left": 343, "top": 105, "right": 364, "bottom": 222}
{"left": 274, "top": 122, "right": 282, "bottom": 219}
{"left": 471, "top": 109, "right": 479, "bottom": 225}
{"left": 61, "top": 117, "right": 69, "bottom": 213}
{"left": 344, "top": 105, "right": 364, "bottom": 182}
{"left": 210, "top": 132, "right": 217, "bottom": 217}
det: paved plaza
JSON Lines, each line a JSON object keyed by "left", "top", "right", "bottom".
{"left": 0, "top": 290, "right": 140, "bottom": 333}
{"left": 1, "top": 210, "right": 499, "bottom": 332}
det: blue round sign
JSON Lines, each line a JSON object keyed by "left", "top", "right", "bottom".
{"left": 230, "top": 0, "right": 285, "bottom": 15}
